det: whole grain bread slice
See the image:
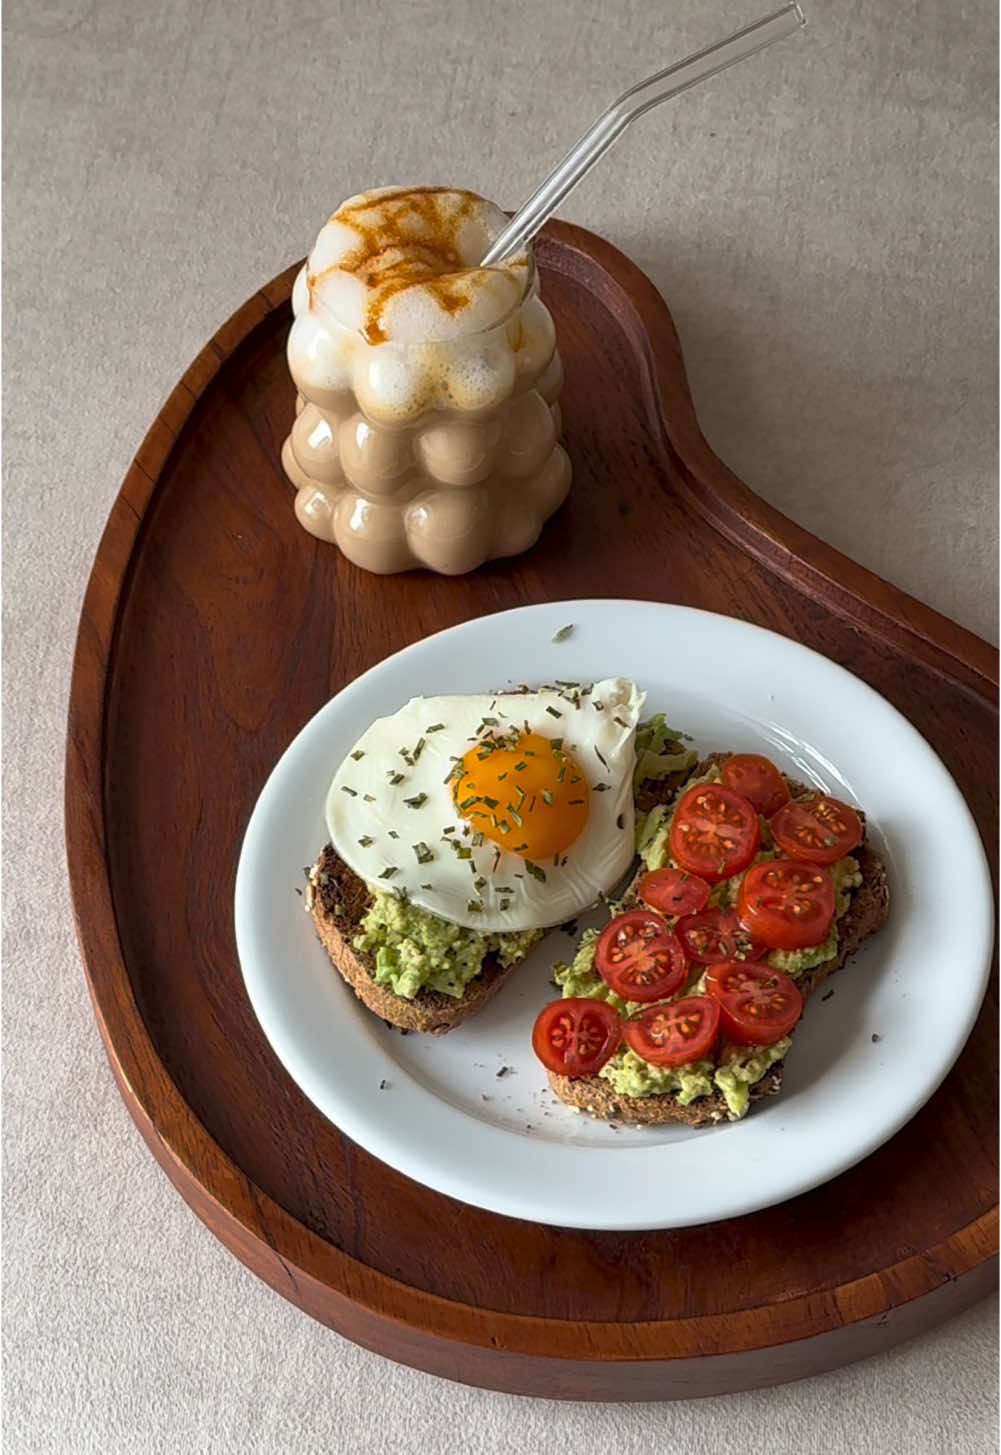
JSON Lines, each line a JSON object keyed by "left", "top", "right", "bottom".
{"left": 547, "top": 760, "right": 890, "bottom": 1125}
{"left": 306, "top": 843, "right": 520, "bottom": 1034}
{"left": 306, "top": 758, "right": 697, "bottom": 1036}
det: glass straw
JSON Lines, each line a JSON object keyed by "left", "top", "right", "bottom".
{"left": 480, "top": 4, "right": 806, "bottom": 267}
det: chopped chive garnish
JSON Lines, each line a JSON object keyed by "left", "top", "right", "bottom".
{"left": 466, "top": 900, "right": 483, "bottom": 914}
{"left": 459, "top": 796, "right": 477, "bottom": 811}
{"left": 412, "top": 737, "right": 426, "bottom": 762}
{"left": 499, "top": 897, "right": 511, "bottom": 911}
{"left": 474, "top": 876, "right": 487, "bottom": 892}
{"left": 358, "top": 835, "right": 374, "bottom": 848}
{"left": 557, "top": 765, "right": 566, "bottom": 782}
{"left": 456, "top": 846, "right": 472, "bottom": 860}
{"left": 514, "top": 761, "right": 527, "bottom": 772}
{"left": 542, "top": 789, "right": 553, "bottom": 805}
{"left": 507, "top": 807, "right": 523, "bottom": 827}
{"left": 388, "top": 771, "right": 405, "bottom": 785}
{"left": 340, "top": 785, "right": 358, "bottom": 796}
{"left": 593, "top": 701, "right": 605, "bottom": 711}
{"left": 593, "top": 783, "right": 610, "bottom": 792}
{"left": 524, "top": 861, "right": 546, "bottom": 882}
{"left": 568, "top": 798, "right": 585, "bottom": 805}
{"left": 378, "top": 866, "right": 398, "bottom": 879}
{"left": 363, "top": 794, "right": 375, "bottom": 802}
{"left": 481, "top": 796, "right": 499, "bottom": 810}
{"left": 350, "top": 750, "right": 365, "bottom": 761}
{"left": 388, "top": 830, "right": 399, "bottom": 839}
{"left": 425, "top": 723, "right": 445, "bottom": 733}
{"left": 552, "top": 624, "right": 575, "bottom": 642}
{"left": 613, "top": 716, "right": 629, "bottom": 728}
{"left": 497, "top": 771, "right": 508, "bottom": 781}
{"left": 550, "top": 738, "right": 564, "bottom": 751}
{"left": 413, "top": 842, "right": 434, "bottom": 864}
{"left": 420, "top": 883, "right": 433, "bottom": 890}
{"left": 595, "top": 748, "right": 608, "bottom": 768}
{"left": 545, "top": 706, "right": 562, "bottom": 718}
{"left": 403, "top": 792, "right": 428, "bottom": 809}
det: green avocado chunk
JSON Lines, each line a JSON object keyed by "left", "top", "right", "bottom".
{"left": 713, "top": 1038, "right": 791, "bottom": 1118}
{"left": 353, "top": 892, "right": 542, "bottom": 1001}
{"left": 632, "top": 713, "right": 698, "bottom": 794}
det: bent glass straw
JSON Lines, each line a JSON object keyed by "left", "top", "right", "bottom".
{"left": 480, "top": 4, "right": 806, "bottom": 267}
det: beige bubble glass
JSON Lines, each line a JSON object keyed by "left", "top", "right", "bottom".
{"left": 281, "top": 252, "right": 570, "bottom": 576}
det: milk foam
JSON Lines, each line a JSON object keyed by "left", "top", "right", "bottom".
{"left": 286, "top": 187, "right": 554, "bottom": 423}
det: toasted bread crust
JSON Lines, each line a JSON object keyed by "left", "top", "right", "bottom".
{"left": 547, "top": 761, "right": 890, "bottom": 1125}
{"left": 307, "top": 843, "right": 518, "bottom": 1034}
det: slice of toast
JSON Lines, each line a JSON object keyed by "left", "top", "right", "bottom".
{"left": 307, "top": 758, "right": 698, "bottom": 1035}
{"left": 547, "top": 758, "right": 890, "bottom": 1125}
{"left": 306, "top": 844, "right": 520, "bottom": 1034}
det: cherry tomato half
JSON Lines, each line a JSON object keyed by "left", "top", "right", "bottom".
{"left": 736, "top": 859, "right": 836, "bottom": 950}
{"left": 595, "top": 911, "right": 688, "bottom": 1003}
{"left": 668, "top": 783, "right": 760, "bottom": 882}
{"left": 532, "top": 998, "right": 622, "bottom": 1077}
{"left": 637, "top": 868, "right": 711, "bottom": 918}
{"left": 622, "top": 996, "right": 721, "bottom": 1067}
{"left": 704, "top": 961, "right": 803, "bottom": 1046}
{"left": 771, "top": 795, "right": 863, "bottom": 865}
{"left": 676, "top": 907, "right": 766, "bottom": 964}
{"left": 721, "top": 754, "right": 791, "bottom": 818}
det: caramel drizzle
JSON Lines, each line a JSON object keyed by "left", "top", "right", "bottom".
{"left": 307, "top": 187, "right": 491, "bottom": 345}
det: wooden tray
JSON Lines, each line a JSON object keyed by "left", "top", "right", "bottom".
{"left": 66, "top": 222, "right": 998, "bottom": 1400}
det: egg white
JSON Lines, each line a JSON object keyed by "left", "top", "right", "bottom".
{"left": 325, "top": 678, "right": 645, "bottom": 931}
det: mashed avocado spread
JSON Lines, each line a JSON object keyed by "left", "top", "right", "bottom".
{"left": 633, "top": 714, "right": 698, "bottom": 794}
{"left": 354, "top": 892, "right": 542, "bottom": 1001}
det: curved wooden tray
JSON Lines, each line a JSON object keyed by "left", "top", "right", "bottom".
{"left": 66, "top": 222, "right": 998, "bottom": 1400}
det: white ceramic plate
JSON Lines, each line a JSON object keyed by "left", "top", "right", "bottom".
{"left": 235, "top": 600, "right": 993, "bottom": 1230}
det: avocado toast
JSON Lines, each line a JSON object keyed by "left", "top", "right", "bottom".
{"left": 306, "top": 708, "right": 698, "bottom": 1034}
{"left": 544, "top": 754, "right": 890, "bottom": 1124}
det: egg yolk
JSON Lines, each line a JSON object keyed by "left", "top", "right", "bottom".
{"left": 453, "top": 732, "right": 591, "bottom": 862}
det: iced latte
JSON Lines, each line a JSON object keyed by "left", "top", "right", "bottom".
{"left": 282, "top": 187, "right": 570, "bottom": 574}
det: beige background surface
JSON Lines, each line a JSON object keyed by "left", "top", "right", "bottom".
{"left": 3, "top": 0, "right": 997, "bottom": 1451}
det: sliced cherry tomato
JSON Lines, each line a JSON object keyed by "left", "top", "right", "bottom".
{"left": 595, "top": 910, "right": 688, "bottom": 1003}
{"left": 622, "top": 996, "right": 721, "bottom": 1067}
{"left": 704, "top": 961, "right": 803, "bottom": 1046}
{"left": 676, "top": 907, "right": 766, "bottom": 964}
{"left": 736, "top": 859, "right": 836, "bottom": 950}
{"left": 637, "top": 868, "right": 711, "bottom": 918}
{"left": 721, "top": 754, "right": 791, "bottom": 818}
{"left": 668, "top": 783, "right": 760, "bottom": 882}
{"left": 771, "top": 795, "right": 863, "bottom": 865}
{"left": 532, "top": 998, "right": 621, "bottom": 1077}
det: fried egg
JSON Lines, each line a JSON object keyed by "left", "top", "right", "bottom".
{"left": 325, "top": 678, "right": 645, "bottom": 931}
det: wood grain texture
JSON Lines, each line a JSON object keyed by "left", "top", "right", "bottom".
{"left": 65, "top": 222, "right": 998, "bottom": 1399}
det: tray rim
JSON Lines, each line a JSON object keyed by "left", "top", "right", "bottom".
{"left": 64, "top": 220, "right": 998, "bottom": 1385}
